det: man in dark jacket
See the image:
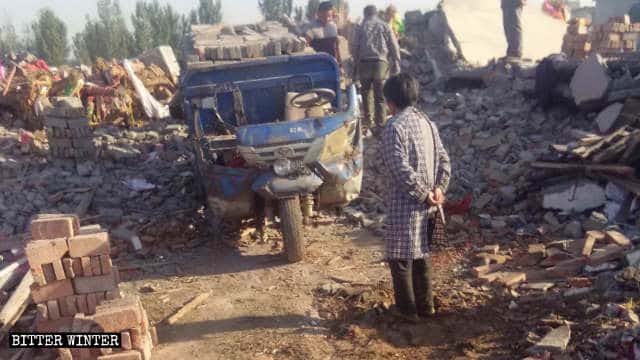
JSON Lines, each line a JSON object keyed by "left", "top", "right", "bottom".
{"left": 502, "top": 0, "right": 526, "bottom": 58}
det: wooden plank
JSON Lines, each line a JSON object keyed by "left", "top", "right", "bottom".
{"left": 581, "top": 231, "right": 604, "bottom": 257}
{"left": 0, "top": 272, "right": 34, "bottom": 342}
{"left": 529, "top": 162, "right": 634, "bottom": 176}
{"left": 2, "top": 66, "right": 16, "bottom": 96}
{"left": 0, "top": 258, "right": 27, "bottom": 292}
{"left": 605, "top": 230, "right": 632, "bottom": 247}
{"left": 166, "top": 291, "right": 212, "bottom": 325}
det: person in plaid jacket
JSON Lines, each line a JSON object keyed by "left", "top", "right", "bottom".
{"left": 381, "top": 73, "right": 451, "bottom": 321}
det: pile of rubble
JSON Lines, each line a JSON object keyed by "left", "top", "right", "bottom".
{"left": 1, "top": 214, "right": 156, "bottom": 359}
{"left": 0, "top": 101, "right": 203, "bottom": 257}
{"left": 0, "top": 46, "right": 179, "bottom": 131}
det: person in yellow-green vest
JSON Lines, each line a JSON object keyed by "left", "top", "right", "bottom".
{"left": 385, "top": 5, "right": 405, "bottom": 39}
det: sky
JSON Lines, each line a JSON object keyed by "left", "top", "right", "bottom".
{"left": 2, "top": 0, "right": 441, "bottom": 36}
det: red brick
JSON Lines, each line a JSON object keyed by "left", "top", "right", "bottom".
{"left": 68, "top": 232, "right": 110, "bottom": 258}
{"left": 47, "top": 300, "right": 61, "bottom": 320}
{"left": 36, "top": 304, "right": 49, "bottom": 319}
{"left": 35, "top": 317, "right": 74, "bottom": 332}
{"left": 87, "top": 293, "right": 98, "bottom": 315}
{"left": 130, "top": 327, "right": 143, "bottom": 349}
{"left": 59, "top": 297, "right": 73, "bottom": 318}
{"left": 42, "top": 263, "right": 57, "bottom": 283}
{"left": 57, "top": 348, "right": 73, "bottom": 360}
{"left": 71, "top": 258, "right": 83, "bottom": 277}
{"left": 31, "top": 280, "right": 74, "bottom": 304}
{"left": 73, "top": 273, "right": 117, "bottom": 294}
{"left": 76, "top": 295, "right": 89, "bottom": 315}
{"left": 64, "top": 296, "right": 78, "bottom": 317}
{"left": 100, "top": 255, "right": 112, "bottom": 275}
{"left": 62, "top": 258, "right": 75, "bottom": 278}
{"left": 472, "top": 264, "right": 503, "bottom": 277}
{"left": 121, "top": 331, "right": 132, "bottom": 350}
{"left": 52, "top": 260, "right": 66, "bottom": 280}
{"left": 30, "top": 215, "right": 79, "bottom": 240}
{"left": 91, "top": 256, "right": 102, "bottom": 276}
{"left": 92, "top": 297, "right": 143, "bottom": 332}
{"left": 81, "top": 257, "right": 92, "bottom": 277}
{"left": 97, "top": 351, "right": 142, "bottom": 360}
{"left": 26, "top": 238, "right": 69, "bottom": 267}
{"left": 70, "top": 347, "right": 92, "bottom": 360}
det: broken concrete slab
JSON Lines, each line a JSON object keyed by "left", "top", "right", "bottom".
{"left": 521, "top": 282, "right": 555, "bottom": 292}
{"left": 595, "top": 102, "right": 624, "bottom": 133}
{"left": 625, "top": 248, "right": 640, "bottom": 266}
{"left": 479, "top": 271, "right": 526, "bottom": 288}
{"left": 527, "top": 324, "right": 571, "bottom": 355}
{"left": 543, "top": 180, "right": 606, "bottom": 213}
{"left": 440, "top": 0, "right": 565, "bottom": 65}
{"left": 570, "top": 54, "right": 611, "bottom": 107}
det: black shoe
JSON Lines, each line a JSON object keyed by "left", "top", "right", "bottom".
{"left": 389, "top": 306, "right": 420, "bottom": 323}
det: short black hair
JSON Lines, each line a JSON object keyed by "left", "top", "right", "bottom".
{"left": 364, "top": 5, "right": 377, "bottom": 17}
{"left": 318, "top": 1, "right": 334, "bottom": 13}
{"left": 383, "top": 73, "right": 419, "bottom": 109}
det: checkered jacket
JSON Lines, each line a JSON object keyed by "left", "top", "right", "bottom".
{"left": 381, "top": 107, "right": 451, "bottom": 260}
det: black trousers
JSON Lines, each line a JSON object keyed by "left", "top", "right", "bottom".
{"left": 389, "top": 257, "right": 434, "bottom": 316}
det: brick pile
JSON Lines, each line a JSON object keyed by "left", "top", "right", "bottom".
{"left": 45, "top": 97, "right": 96, "bottom": 159}
{"left": 185, "top": 22, "right": 309, "bottom": 63}
{"left": 562, "top": 18, "right": 591, "bottom": 59}
{"left": 590, "top": 16, "right": 640, "bottom": 57}
{"left": 25, "top": 214, "right": 157, "bottom": 359}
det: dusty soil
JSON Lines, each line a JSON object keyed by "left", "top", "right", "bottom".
{"left": 118, "top": 216, "right": 524, "bottom": 360}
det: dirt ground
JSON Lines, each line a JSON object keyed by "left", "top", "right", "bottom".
{"left": 118, "top": 215, "right": 524, "bottom": 360}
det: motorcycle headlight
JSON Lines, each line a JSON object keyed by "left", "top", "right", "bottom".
{"left": 273, "top": 158, "right": 293, "bottom": 177}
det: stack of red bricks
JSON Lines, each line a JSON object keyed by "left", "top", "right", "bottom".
{"left": 26, "top": 214, "right": 157, "bottom": 359}
{"left": 59, "top": 296, "right": 157, "bottom": 360}
{"left": 590, "top": 15, "right": 640, "bottom": 57}
{"left": 562, "top": 18, "right": 591, "bottom": 59}
{"left": 27, "top": 214, "right": 120, "bottom": 332}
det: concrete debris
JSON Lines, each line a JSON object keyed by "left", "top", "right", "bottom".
{"left": 570, "top": 54, "right": 611, "bottom": 106}
{"left": 527, "top": 324, "right": 571, "bottom": 355}
{"left": 595, "top": 102, "right": 624, "bottom": 133}
{"left": 542, "top": 181, "right": 606, "bottom": 213}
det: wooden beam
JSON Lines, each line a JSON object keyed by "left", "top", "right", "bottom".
{"left": 0, "top": 272, "right": 33, "bottom": 342}
{"left": 529, "top": 162, "right": 635, "bottom": 176}
{"left": 2, "top": 66, "right": 16, "bottom": 97}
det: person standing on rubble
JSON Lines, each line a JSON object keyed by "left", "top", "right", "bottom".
{"left": 381, "top": 73, "right": 451, "bottom": 322}
{"left": 385, "top": 5, "right": 405, "bottom": 39}
{"left": 304, "top": 1, "right": 342, "bottom": 65}
{"left": 352, "top": 5, "right": 401, "bottom": 136}
{"left": 501, "top": 0, "right": 526, "bottom": 59}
